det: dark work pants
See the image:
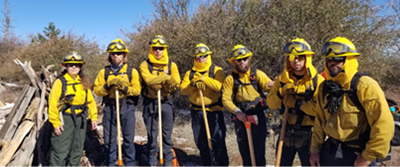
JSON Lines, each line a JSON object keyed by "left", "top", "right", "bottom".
{"left": 103, "top": 102, "right": 136, "bottom": 166}
{"left": 143, "top": 97, "right": 174, "bottom": 166}
{"left": 50, "top": 114, "right": 86, "bottom": 166}
{"left": 191, "top": 109, "right": 229, "bottom": 166}
{"left": 276, "top": 131, "right": 311, "bottom": 166}
{"left": 234, "top": 110, "right": 267, "bottom": 166}
{"left": 320, "top": 138, "right": 377, "bottom": 166}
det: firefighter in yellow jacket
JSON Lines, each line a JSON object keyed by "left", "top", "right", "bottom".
{"left": 93, "top": 39, "right": 141, "bottom": 166}
{"left": 48, "top": 52, "right": 98, "bottom": 166}
{"left": 139, "top": 35, "right": 181, "bottom": 166}
{"left": 180, "top": 43, "right": 229, "bottom": 166}
{"left": 267, "top": 38, "right": 324, "bottom": 166}
{"left": 222, "top": 44, "right": 274, "bottom": 166}
{"left": 309, "top": 37, "right": 394, "bottom": 167}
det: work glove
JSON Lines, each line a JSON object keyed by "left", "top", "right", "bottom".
{"left": 107, "top": 78, "right": 119, "bottom": 88}
{"left": 283, "top": 94, "right": 297, "bottom": 108}
{"left": 150, "top": 84, "right": 162, "bottom": 91}
{"left": 194, "top": 80, "right": 206, "bottom": 90}
{"left": 165, "top": 78, "right": 178, "bottom": 92}
{"left": 279, "top": 83, "right": 296, "bottom": 97}
{"left": 190, "top": 76, "right": 203, "bottom": 87}
{"left": 159, "top": 74, "right": 172, "bottom": 83}
{"left": 116, "top": 78, "right": 130, "bottom": 90}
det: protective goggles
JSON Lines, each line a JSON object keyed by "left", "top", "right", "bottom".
{"left": 322, "top": 42, "right": 356, "bottom": 56}
{"left": 65, "top": 53, "right": 83, "bottom": 61}
{"left": 149, "top": 37, "right": 168, "bottom": 45}
{"left": 107, "top": 42, "right": 126, "bottom": 50}
{"left": 232, "top": 47, "right": 250, "bottom": 58}
{"left": 194, "top": 46, "right": 210, "bottom": 55}
{"left": 287, "top": 54, "right": 306, "bottom": 61}
{"left": 284, "top": 42, "right": 311, "bottom": 54}
{"left": 326, "top": 56, "right": 346, "bottom": 63}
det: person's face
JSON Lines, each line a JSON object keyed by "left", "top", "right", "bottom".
{"left": 109, "top": 52, "right": 126, "bottom": 65}
{"left": 326, "top": 56, "right": 346, "bottom": 77}
{"left": 233, "top": 57, "right": 251, "bottom": 73}
{"left": 152, "top": 47, "right": 164, "bottom": 58}
{"left": 65, "top": 63, "right": 82, "bottom": 76}
{"left": 195, "top": 55, "right": 208, "bottom": 63}
{"left": 289, "top": 55, "right": 306, "bottom": 73}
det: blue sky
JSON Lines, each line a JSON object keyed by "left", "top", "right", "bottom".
{"left": 1, "top": 0, "right": 155, "bottom": 47}
{"left": 0, "top": 0, "right": 391, "bottom": 48}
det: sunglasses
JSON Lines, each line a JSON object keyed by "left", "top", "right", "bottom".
{"left": 110, "top": 52, "right": 125, "bottom": 56}
{"left": 107, "top": 42, "right": 126, "bottom": 50}
{"left": 326, "top": 56, "right": 346, "bottom": 63}
{"left": 322, "top": 42, "right": 357, "bottom": 56}
{"left": 232, "top": 48, "right": 250, "bottom": 58}
{"left": 66, "top": 63, "right": 82, "bottom": 68}
{"left": 287, "top": 54, "right": 306, "bottom": 61}
{"left": 284, "top": 42, "right": 312, "bottom": 54}
{"left": 194, "top": 46, "right": 210, "bottom": 55}
{"left": 235, "top": 57, "right": 249, "bottom": 62}
{"left": 149, "top": 37, "right": 168, "bottom": 45}
{"left": 195, "top": 55, "right": 208, "bottom": 59}
{"left": 153, "top": 47, "right": 164, "bottom": 51}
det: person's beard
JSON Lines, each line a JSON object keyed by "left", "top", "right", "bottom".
{"left": 235, "top": 64, "right": 250, "bottom": 73}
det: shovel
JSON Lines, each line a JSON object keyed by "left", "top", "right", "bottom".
{"left": 199, "top": 90, "right": 216, "bottom": 165}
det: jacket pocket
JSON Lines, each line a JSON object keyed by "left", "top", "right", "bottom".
{"left": 340, "top": 105, "right": 360, "bottom": 129}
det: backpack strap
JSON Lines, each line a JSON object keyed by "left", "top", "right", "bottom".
{"left": 104, "top": 65, "right": 111, "bottom": 81}
{"left": 57, "top": 75, "right": 67, "bottom": 101}
{"left": 189, "top": 63, "right": 216, "bottom": 80}
{"left": 146, "top": 59, "right": 172, "bottom": 75}
{"left": 232, "top": 67, "right": 260, "bottom": 101}
{"left": 126, "top": 65, "right": 133, "bottom": 82}
{"left": 347, "top": 72, "right": 369, "bottom": 111}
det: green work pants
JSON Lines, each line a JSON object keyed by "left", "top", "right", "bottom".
{"left": 50, "top": 114, "right": 86, "bottom": 166}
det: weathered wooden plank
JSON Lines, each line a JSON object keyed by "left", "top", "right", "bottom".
{"left": 23, "top": 97, "right": 40, "bottom": 122}
{"left": 6, "top": 129, "right": 36, "bottom": 166}
{"left": 0, "top": 85, "right": 29, "bottom": 139}
{"left": 0, "top": 120, "right": 34, "bottom": 166}
{"left": 1, "top": 86, "right": 36, "bottom": 142}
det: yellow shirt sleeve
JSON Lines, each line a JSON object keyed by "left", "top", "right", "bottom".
{"left": 267, "top": 76, "right": 283, "bottom": 110}
{"left": 48, "top": 79, "right": 63, "bottom": 128}
{"left": 256, "top": 69, "right": 272, "bottom": 93}
{"left": 203, "top": 67, "right": 224, "bottom": 92}
{"left": 139, "top": 61, "right": 170, "bottom": 86}
{"left": 180, "top": 70, "right": 196, "bottom": 95}
{"left": 126, "top": 68, "right": 141, "bottom": 96}
{"left": 310, "top": 83, "right": 326, "bottom": 153}
{"left": 300, "top": 75, "right": 325, "bottom": 116}
{"left": 93, "top": 69, "right": 108, "bottom": 97}
{"left": 222, "top": 75, "right": 239, "bottom": 114}
{"left": 360, "top": 77, "right": 394, "bottom": 161}
{"left": 167, "top": 62, "right": 181, "bottom": 89}
{"left": 86, "top": 90, "right": 98, "bottom": 122}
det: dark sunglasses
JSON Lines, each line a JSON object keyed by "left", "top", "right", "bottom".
{"left": 110, "top": 52, "right": 125, "bottom": 56}
{"left": 66, "top": 63, "right": 82, "bottom": 68}
{"left": 236, "top": 57, "right": 249, "bottom": 62}
{"left": 287, "top": 54, "right": 306, "bottom": 61}
{"left": 326, "top": 56, "right": 346, "bottom": 63}
{"left": 195, "top": 55, "right": 208, "bottom": 59}
{"left": 153, "top": 47, "right": 164, "bottom": 51}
